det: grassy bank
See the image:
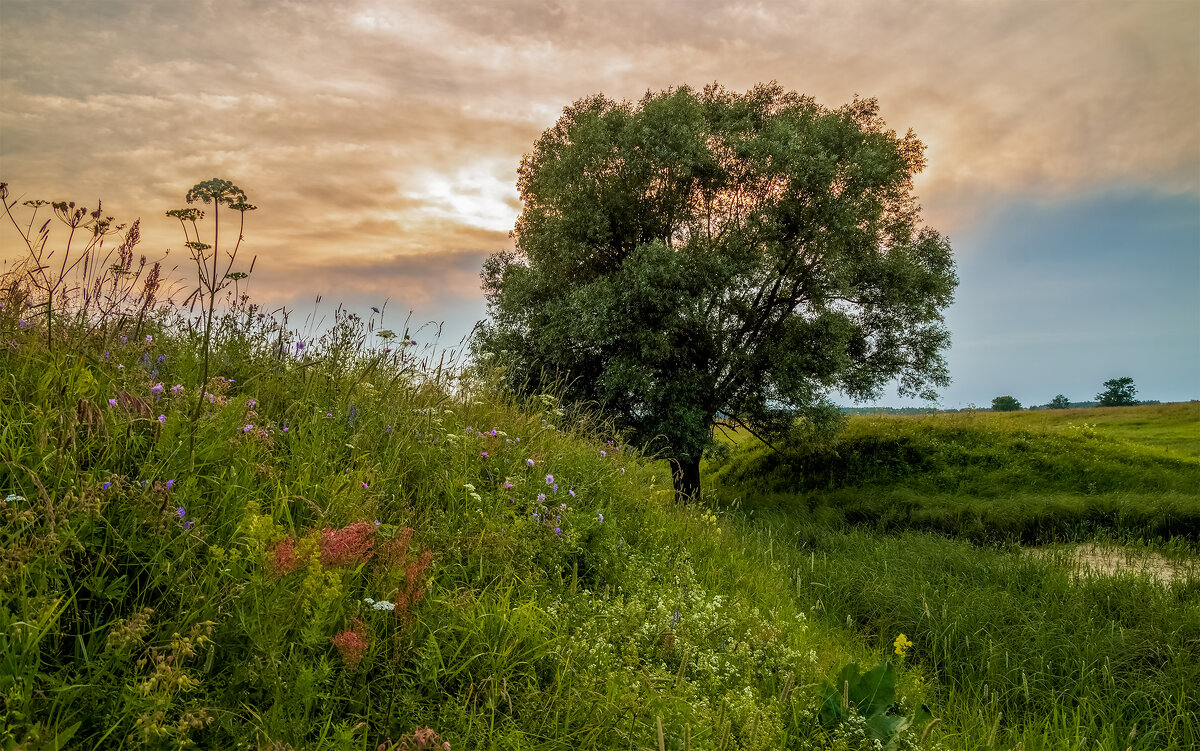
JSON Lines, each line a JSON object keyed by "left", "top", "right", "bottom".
{"left": 706, "top": 407, "right": 1200, "bottom": 749}
{"left": 1, "top": 296, "right": 947, "bottom": 750}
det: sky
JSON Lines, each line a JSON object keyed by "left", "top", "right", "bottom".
{"left": 1, "top": 0, "right": 1197, "bottom": 407}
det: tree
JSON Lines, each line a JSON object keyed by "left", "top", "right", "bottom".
{"left": 1049, "top": 394, "right": 1071, "bottom": 409}
{"left": 991, "top": 395, "right": 1022, "bottom": 411}
{"left": 1096, "top": 377, "right": 1138, "bottom": 407}
{"left": 476, "top": 84, "right": 958, "bottom": 499}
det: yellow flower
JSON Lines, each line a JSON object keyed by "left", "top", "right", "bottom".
{"left": 894, "top": 633, "right": 913, "bottom": 657}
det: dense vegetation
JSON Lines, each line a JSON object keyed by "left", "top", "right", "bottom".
{"left": 2, "top": 184, "right": 1196, "bottom": 750}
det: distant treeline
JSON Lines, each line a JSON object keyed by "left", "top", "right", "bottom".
{"left": 840, "top": 400, "right": 1163, "bottom": 414}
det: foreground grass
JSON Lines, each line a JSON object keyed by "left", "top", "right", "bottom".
{"left": 2, "top": 303, "right": 945, "bottom": 751}
{"left": 708, "top": 408, "right": 1200, "bottom": 749}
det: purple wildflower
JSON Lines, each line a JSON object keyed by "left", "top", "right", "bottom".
{"left": 108, "top": 398, "right": 117, "bottom": 407}
{"left": 569, "top": 488, "right": 575, "bottom": 497}
{"left": 145, "top": 334, "right": 152, "bottom": 343}
{"left": 598, "top": 513, "right": 604, "bottom": 522}
{"left": 545, "top": 474, "right": 554, "bottom": 484}
{"left": 176, "top": 506, "right": 185, "bottom": 518}
{"left": 247, "top": 399, "right": 257, "bottom": 408}
{"left": 157, "top": 415, "right": 166, "bottom": 424}
{"left": 165, "top": 479, "right": 174, "bottom": 490}
{"left": 183, "top": 520, "right": 193, "bottom": 530}
{"left": 481, "top": 451, "right": 488, "bottom": 458}
{"left": 171, "top": 384, "right": 184, "bottom": 394}
{"left": 157, "top": 354, "right": 166, "bottom": 363}
{"left": 243, "top": 424, "right": 254, "bottom": 432}
{"left": 361, "top": 481, "right": 369, "bottom": 489}
{"left": 102, "top": 481, "right": 112, "bottom": 490}
{"left": 150, "top": 383, "right": 164, "bottom": 395}
{"left": 600, "top": 450, "right": 606, "bottom": 458}
{"left": 526, "top": 458, "right": 535, "bottom": 467}
{"left": 537, "top": 493, "right": 546, "bottom": 503}
{"left": 554, "top": 527, "right": 562, "bottom": 535}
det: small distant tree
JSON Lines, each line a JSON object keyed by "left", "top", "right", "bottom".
{"left": 1096, "top": 377, "right": 1138, "bottom": 407}
{"left": 1049, "top": 394, "right": 1070, "bottom": 409}
{"left": 991, "top": 395, "right": 1022, "bottom": 411}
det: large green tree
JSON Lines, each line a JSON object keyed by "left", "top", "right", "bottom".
{"left": 476, "top": 83, "right": 958, "bottom": 499}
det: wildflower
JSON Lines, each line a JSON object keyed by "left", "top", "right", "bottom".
{"left": 247, "top": 399, "right": 257, "bottom": 408}
{"left": 121, "top": 335, "right": 127, "bottom": 343}
{"left": 463, "top": 483, "right": 475, "bottom": 492}
{"left": 157, "top": 414, "right": 166, "bottom": 424}
{"left": 319, "top": 522, "right": 376, "bottom": 568}
{"left": 598, "top": 513, "right": 604, "bottom": 522}
{"left": 490, "top": 429, "right": 497, "bottom": 436}
{"left": 296, "top": 341, "right": 305, "bottom": 352}
{"left": 361, "top": 481, "right": 369, "bottom": 489}
{"left": 183, "top": 521, "right": 193, "bottom": 530}
{"left": 171, "top": 384, "right": 183, "bottom": 394}
{"left": 553, "top": 483, "right": 558, "bottom": 494}
{"left": 600, "top": 450, "right": 606, "bottom": 458}
{"left": 157, "top": 354, "right": 165, "bottom": 363}
{"left": 545, "top": 474, "right": 553, "bottom": 484}
{"left": 374, "top": 519, "right": 381, "bottom": 526}
{"left": 527, "top": 458, "right": 535, "bottom": 467}
{"left": 331, "top": 619, "right": 369, "bottom": 668}
{"left": 108, "top": 398, "right": 117, "bottom": 407}
{"left": 145, "top": 334, "right": 152, "bottom": 343}
{"left": 481, "top": 451, "right": 488, "bottom": 457}
{"left": 554, "top": 527, "right": 562, "bottom": 535}
{"left": 165, "top": 479, "right": 174, "bottom": 490}
{"left": 283, "top": 427, "right": 289, "bottom": 433}
{"left": 150, "top": 383, "right": 164, "bottom": 395}
{"left": 243, "top": 424, "right": 254, "bottom": 432}
{"left": 894, "top": 633, "right": 913, "bottom": 658}
{"left": 569, "top": 488, "right": 575, "bottom": 497}
{"left": 103, "top": 481, "right": 112, "bottom": 490}
{"left": 18, "top": 319, "right": 26, "bottom": 327}
{"left": 505, "top": 481, "right": 513, "bottom": 489}
{"left": 371, "top": 600, "right": 396, "bottom": 611}
{"left": 176, "top": 506, "right": 185, "bottom": 518}
{"left": 269, "top": 538, "right": 302, "bottom": 577}
{"left": 536, "top": 493, "right": 546, "bottom": 503}
{"left": 620, "top": 467, "right": 625, "bottom": 475}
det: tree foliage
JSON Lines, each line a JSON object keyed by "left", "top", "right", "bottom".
{"left": 991, "top": 395, "right": 1022, "bottom": 412}
{"left": 1049, "top": 394, "right": 1071, "bottom": 409}
{"left": 475, "top": 83, "right": 958, "bottom": 498}
{"left": 1096, "top": 377, "right": 1138, "bottom": 407}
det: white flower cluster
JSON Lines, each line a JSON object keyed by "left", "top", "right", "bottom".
{"left": 362, "top": 597, "right": 396, "bottom": 611}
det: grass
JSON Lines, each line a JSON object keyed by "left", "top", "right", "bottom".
{"left": 2, "top": 187, "right": 1196, "bottom": 750}
{"left": 706, "top": 407, "right": 1200, "bottom": 749}
{"left": 0, "top": 289, "right": 941, "bottom": 750}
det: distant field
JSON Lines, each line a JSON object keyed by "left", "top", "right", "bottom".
{"left": 973, "top": 401, "right": 1200, "bottom": 457}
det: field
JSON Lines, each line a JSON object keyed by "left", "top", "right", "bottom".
{"left": 708, "top": 405, "right": 1200, "bottom": 749}
{"left": 2, "top": 278, "right": 1197, "bottom": 751}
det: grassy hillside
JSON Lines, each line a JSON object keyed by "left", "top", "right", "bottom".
{"left": 708, "top": 406, "right": 1200, "bottom": 544}
{"left": 706, "top": 407, "right": 1200, "bottom": 749}
{"left": 1, "top": 297, "right": 952, "bottom": 750}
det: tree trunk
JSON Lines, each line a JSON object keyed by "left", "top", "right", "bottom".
{"left": 670, "top": 456, "right": 701, "bottom": 502}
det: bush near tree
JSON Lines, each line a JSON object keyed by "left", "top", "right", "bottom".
{"left": 1048, "top": 394, "right": 1071, "bottom": 409}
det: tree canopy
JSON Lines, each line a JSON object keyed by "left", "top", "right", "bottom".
{"left": 992, "top": 395, "right": 1022, "bottom": 412}
{"left": 475, "top": 83, "right": 958, "bottom": 498}
{"left": 1049, "top": 394, "right": 1071, "bottom": 409}
{"left": 1097, "top": 377, "right": 1138, "bottom": 407}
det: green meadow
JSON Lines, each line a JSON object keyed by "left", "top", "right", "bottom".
{"left": 2, "top": 280, "right": 1197, "bottom": 749}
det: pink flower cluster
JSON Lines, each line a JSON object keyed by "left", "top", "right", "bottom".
{"left": 319, "top": 521, "right": 376, "bottom": 568}
{"left": 331, "top": 619, "right": 369, "bottom": 668}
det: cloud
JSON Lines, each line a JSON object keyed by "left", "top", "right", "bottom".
{"left": 2, "top": 0, "right": 1197, "bottom": 319}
